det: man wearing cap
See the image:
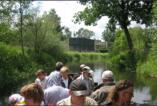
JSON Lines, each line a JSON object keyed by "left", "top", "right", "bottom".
{"left": 57, "top": 79, "right": 98, "bottom": 106}
{"left": 77, "top": 66, "right": 94, "bottom": 92}
{"left": 90, "top": 70, "right": 115, "bottom": 105}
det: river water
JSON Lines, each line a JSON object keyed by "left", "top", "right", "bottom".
{"left": 1, "top": 62, "right": 157, "bottom": 105}
{"left": 68, "top": 62, "right": 157, "bottom": 105}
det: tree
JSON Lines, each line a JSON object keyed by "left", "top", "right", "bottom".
{"left": 0, "top": 1, "right": 17, "bottom": 25}
{"left": 23, "top": 8, "right": 63, "bottom": 57}
{"left": 61, "top": 26, "right": 72, "bottom": 40}
{"left": 75, "top": 28, "right": 95, "bottom": 39}
{"left": 74, "top": 0, "right": 153, "bottom": 70}
{"left": 74, "top": 0, "right": 153, "bottom": 51}
{"left": 17, "top": 0, "right": 31, "bottom": 56}
{"left": 102, "top": 22, "right": 116, "bottom": 48}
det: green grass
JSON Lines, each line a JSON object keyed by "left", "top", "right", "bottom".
{"left": 65, "top": 51, "right": 109, "bottom": 63}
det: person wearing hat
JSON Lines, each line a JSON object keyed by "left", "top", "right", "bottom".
{"left": 57, "top": 79, "right": 98, "bottom": 106}
{"left": 94, "top": 70, "right": 115, "bottom": 90}
{"left": 77, "top": 66, "right": 95, "bottom": 92}
{"left": 90, "top": 70, "right": 115, "bottom": 105}
{"left": 8, "top": 94, "right": 25, "bottom": 106}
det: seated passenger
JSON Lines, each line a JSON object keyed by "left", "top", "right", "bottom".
{"left": 35, "top": 69, "right": 48, "bottom": 89}
{"left": 20, "top": 83, "right": 44, "bottom": 106}
{"left": 105, "top": 80, "right": 134, "bottom": 106}
{"left": 57, "top": 79, "right": 98, "bottom": 106}
{"left": 46, "top": 62, "right": 64, "bottom": 88}
{"left": 90, "top": 70, "right": 115, "bottom": 105}
{"left": 77, "top": 66, "right": 94, "bottom": 92}
{"left": 60, "top": 66, "right": 72, "bottom": 88}
{"left": 44, "top": 85, "right": 69, "bottom": 106}
{"left": 8, "top": 94, "right": 25, "bottom": 106}
{"left": 94, "top": 70, "right": 115, "bottom": 90}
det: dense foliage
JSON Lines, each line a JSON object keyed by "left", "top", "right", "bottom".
{"left": 109, "top": 27, "right": 157, "bottom": 75}
{"left": 74, "top": 0, "right": 154, "bottom": 70}
{"left": 74, "top": 28, "right": 95, "bottom": 39}
{"left": 0, "top": 1, "right": 66, "bottom": 96}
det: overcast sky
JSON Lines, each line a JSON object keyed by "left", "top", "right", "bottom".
{"left": 34, "top": 1, "right": 109, "bottom": 40}
{"left": 33, "top": 1, "right": 143, "bottom": 41}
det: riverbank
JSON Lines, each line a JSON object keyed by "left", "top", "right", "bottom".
{"left": 1, "top": 42, "right": 157, "bottom": 98}
{"left": 65, "top": 51, "right": 109, "bottom": 63}
{"left": 0, "top": 42, "right": 109, "bottom": 96}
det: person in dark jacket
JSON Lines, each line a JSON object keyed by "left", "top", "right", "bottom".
{"left": 90, "top": 70, "right": 115, "bottom": 105}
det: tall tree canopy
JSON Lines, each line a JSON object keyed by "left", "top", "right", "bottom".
{"left": 0, "top": 1, "right": 15, "bottom": 24}
{"left": 23, "top": 9, "right": 63, "bottom": 55}
{"left": 74, "top": 0, "right": 153, "bottom": 52}
{"left": 61, "top": 26, "right": 72, "bottom": 40}
{"left": 102, "top": 22, "right": 116, "bottom": 48}
{"left": 74, "top": 28, "right": 95, "bottom": 39}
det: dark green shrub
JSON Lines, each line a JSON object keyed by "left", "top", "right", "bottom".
{"left": 0, "top": 43, "right": 35, "bottom": 95}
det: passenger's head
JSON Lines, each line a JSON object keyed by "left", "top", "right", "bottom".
{"left": 102, "top": 70, "right": 114, "bottom": 83}
{"left": 20, "top": 83, "right": 44, "bottom": 106}
{"left": 88, "top": 70, "right": 94, "bottom": 78}
{"left": 79, "top": 64, "right": 86, "bottom": 72}
{"left": 35, "top": 69, "right": 46, "bottom": 81}
{"left": 55, "top": 61, "right": 64, "bottom": 71}
{"left": 60, "top": 66, "right": 69, "bottom": 79}
{"left": 8, "top": 94, "right": 24, "bottom": 106}
{"left": 69, "top": 79, "right": 89, "bottom": 104}
{"left": 82, "top": 66, "right": 91, "bottom": 78}
{"left": 112, "top": 80, "right": 134, "bottom": 106}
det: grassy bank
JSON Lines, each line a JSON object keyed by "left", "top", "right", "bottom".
{"left": 64, "top": 51, "right": 109, "bottom": 63}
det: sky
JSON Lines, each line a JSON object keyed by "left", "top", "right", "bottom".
{"left": 33, "top": 1, "right": 143, "bottom": 41}
{"left": 33, "top": 1, "right": 109, "bottom": 40}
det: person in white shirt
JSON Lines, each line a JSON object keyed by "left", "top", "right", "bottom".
{"left": 60, "top": 66, "right": 72, "bottom": 88}
{"left": 35, "top": 69, "right": 48, "bottom": 90}
{"left": 44, "top": 85, "right": 69, "bottom": 105}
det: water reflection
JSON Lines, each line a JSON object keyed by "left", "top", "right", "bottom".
{"left": 133, "top": 87, "right": 151, "bottom": 104}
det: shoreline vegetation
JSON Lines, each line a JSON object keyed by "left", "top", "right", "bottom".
{"left": 1, "top": 42, "right": 157, "bottom": 97}
{"left": 0, "top": 43, "right": 109, "bottom": 96}
{"left": 0, "top": 0, "right": 157, "bottom": 98}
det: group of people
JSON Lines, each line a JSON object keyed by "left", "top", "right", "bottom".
{"left": 8, "top": 61, "right": 134, "bottom": 106}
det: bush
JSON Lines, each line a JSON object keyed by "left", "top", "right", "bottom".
{"left": 0, "top": 43, "right": 35, "bottom": 95}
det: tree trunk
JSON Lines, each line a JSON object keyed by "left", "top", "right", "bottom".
{"left": 123, "top": 26, "right": 133, "bottom": 51}
{"left": 20, "top": 1, "right": 25, "bottom": 56}
{"left": 122, "top": 25, "right": 136, "bottom": 71}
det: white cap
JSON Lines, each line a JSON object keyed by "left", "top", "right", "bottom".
{"left": 82, "top": 66, "right": 91, "bottom": 71}
{"left": 101, "top": 70, "right": 113, "bottom": 80}
{"left": 80, "top": 64, "right": 86, "bottom": 69}
{"left": 8, "top": 94, "right": 24, "bottom": 104}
